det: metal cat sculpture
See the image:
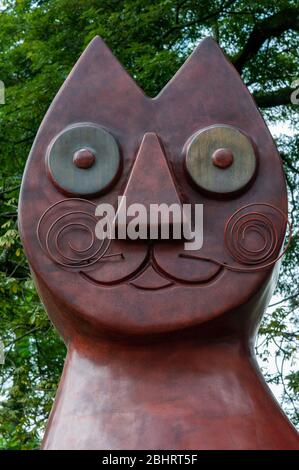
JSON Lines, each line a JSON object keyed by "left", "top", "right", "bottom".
{"left": 19, "top": 36, "right": 299, "bottom": 449}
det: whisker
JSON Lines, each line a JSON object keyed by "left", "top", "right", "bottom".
{"left": 179, "top": 253, "right": 215, "bottom": 263}
{"left": 101, "top": 252, "right": 125, "bottom": 260}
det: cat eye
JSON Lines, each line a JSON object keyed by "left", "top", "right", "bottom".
{"left": 46, "top": 122, "right": 121, "bottom": 196}
{"left": 185, "top": 124, "right": 257, "bottom": 197}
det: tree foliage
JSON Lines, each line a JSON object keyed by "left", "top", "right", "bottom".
{"left": 0, "top": 0, "right": 298, "bottom": 448}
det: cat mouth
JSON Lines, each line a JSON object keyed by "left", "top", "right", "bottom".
{"left": 129, "top": 261, "right": 223, "bottom": 290}
{"left": 79, "top": 254, "right": 223, "bottom": 290}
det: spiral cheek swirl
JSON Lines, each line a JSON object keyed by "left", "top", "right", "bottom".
{"left": 224, "top": 203, "right": 290, "bottom": 271}
{"left": 37, "top": 198, "right": 111, "bottom": 268}
{"left": 180, "top": 203, "right": 290, "bottom": 273}
{"left": 225, "top": 211, "right": 277, "bottom": 265}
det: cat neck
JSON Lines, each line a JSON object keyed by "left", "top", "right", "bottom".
{"left": 42, "top": 329, "right": 298, "bottom": 450}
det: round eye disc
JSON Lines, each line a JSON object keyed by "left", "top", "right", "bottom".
{"left": 47, "top": 123, "right": 121, "bottom": 196}
{"left": 185, "top": 125, "right": 257, "bottom": 196}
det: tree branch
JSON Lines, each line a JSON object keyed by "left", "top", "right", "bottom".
{"left": 0, "top": 185, "right": 20, "bottom": 198}
{"left": 280, "top": 152, "right": 299, "bottom": 176}
{"left": 5, "top": 327, "right": 45, "bottom": 348}
{"left": 253, "top": 87, "right": 293, "bottom": 108}
{"left": 233, "top": 8, "right": 299, "bottom": 73}
{"left": 269, "top": 293, "right": 299, "bottom": 308}
{"left": 162, "top": 0, "right": 236, "bottom": 40}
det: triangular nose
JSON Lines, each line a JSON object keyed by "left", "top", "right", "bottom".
{"left": 116, "top": 133, "right": 185, "bottom": 238}
{"left": 123, "top": 133, "right": 182, "bottom": 207}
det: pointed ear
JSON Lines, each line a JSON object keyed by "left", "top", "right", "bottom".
{"left": 156, "top": 37, "right": 286, "bottom": 215}
{"left": 40, "top": 36, "right": 146, "bottom": 135}
{"left": 156, "top": 37, "right": 265, "bottom": 131}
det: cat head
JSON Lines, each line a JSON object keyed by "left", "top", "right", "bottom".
{"left": 19, "top": 37, "right": 287, "bottom": 337}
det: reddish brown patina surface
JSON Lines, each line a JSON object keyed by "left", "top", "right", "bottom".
{"left": 19, "top": 36, "right": 299, "bottom": 449}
